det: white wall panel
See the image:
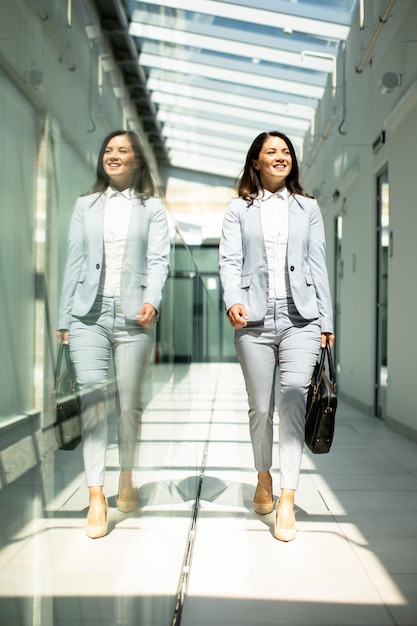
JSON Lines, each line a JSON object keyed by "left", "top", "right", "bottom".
{"left": 0, "top": 71, "right": 37, "bottom": 418}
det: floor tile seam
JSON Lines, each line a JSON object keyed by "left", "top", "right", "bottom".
{"left": 347, "top": 541, "right": 403, "bottom": 626}
{"left": 171, "top": 366, "right": 241, "bottom": 622}
{"left": 332, "top": 514, "right": 417, "bottom": 604}
{"left": 349, "top": 425, "right": 417, "bottom": 453}
{"left": 306, "top": 470, "right": 417, "bottom": 483}
{"left": 380, "top": 451, "right": 417, "bottom": 479}
{"left": 331, "top": 512, "right": 406, "bottom": 622}
{"left": 313, "top": 489, "right": 384, "bottom": 553}
{"left": 310, "top": 486, "right": 417, "bottom": 494}
{"left": 170, "top": 371, "right": 221, "bottom": 626}
{"left": 0, "top": 516, "right": 52, "bottom": 573}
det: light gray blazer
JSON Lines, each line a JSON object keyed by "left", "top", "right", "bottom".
{"left": 58, "top": 192, "right": 170, "bottom": 329}
{"left": 219, "top": 194, "right": 334, "bottom": 333}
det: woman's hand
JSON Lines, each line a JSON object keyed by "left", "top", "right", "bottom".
{"left": 227, "top": 304, "right": 249, "bottom": 328}
{"left": 56, "top": 330, "right": 69, "bottom": 344}
{"left": 136, "top": 303, "right": 157, "bottom": 328}
{"left": 321, "top": 332, "right": 335, "bottom": 349}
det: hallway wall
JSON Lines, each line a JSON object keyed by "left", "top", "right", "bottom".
{"left": 384, "top": 91, "right": 417, "bottom": 436}
{"left": 302, "top": 0, "right": 417, "bottom": 437}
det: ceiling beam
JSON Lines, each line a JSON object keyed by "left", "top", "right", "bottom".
{"left": 152, "top": 93, "right": 310, "bottom": 132}
{"left": 129, "top": 22, "right": 334, "bottom": 73}
{"left": 140, "top": 53, "right": 325, "bottom": 99}
{"left": 147, "top": 73, "right": 319, "bottom": 109}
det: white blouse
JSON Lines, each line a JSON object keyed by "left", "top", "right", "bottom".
{"left": 99, "top": 186, "right": 133, "bottom": 298}
{"left": 259, "top": 187, "right": 291, "bottom": 299}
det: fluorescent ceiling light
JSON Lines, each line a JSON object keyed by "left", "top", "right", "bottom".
{"left": 140, "top": 53, "right": 324, "bottom": 99}
{"left": 131, "top": 0, "right": 350, "bottom": 40}
{"left": 130, "top": 23, "right": 333, "bottom": 73}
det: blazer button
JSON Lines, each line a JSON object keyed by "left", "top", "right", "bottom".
{"left": 96, "top": 264, "right": 100, "bottom": 270}
{"left": 290, "top": 265, "right": 295, "bottom": 272}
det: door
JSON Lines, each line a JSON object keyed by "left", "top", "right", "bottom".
{"left": 334, "top": 212, "right": 344, "bottom": 379}
{"left": 375, "top": 168, "right": 389, "bottom": 418}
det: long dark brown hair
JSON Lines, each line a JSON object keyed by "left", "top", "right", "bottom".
{"left": 237, "top": 131, "right": 306, "bottom": 204}
{"left": 92, "top": 130, "right": 157, "bottom": 197}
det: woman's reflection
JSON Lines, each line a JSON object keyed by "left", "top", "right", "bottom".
{"left": 56, "top": 130, "right": 170, "bottom": 538}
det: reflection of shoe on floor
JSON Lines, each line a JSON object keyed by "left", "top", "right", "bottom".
{"left": 86, "top": 495, "right": 108, "bottom": 539}
{"left": 253, "top": 474, "right": 274, "bottom": 515}
{"left": 116, "top": 486, "right": 139, "bottom": 513}
{"left": 117, "top": 471, "right": 139, "bottom": 513}
{"left": 274, "top": 500, "right": 296, "bottom": 542}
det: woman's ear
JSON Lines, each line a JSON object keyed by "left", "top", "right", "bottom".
{"left": 252, "top": 160, "right": 259, "bottom": 170}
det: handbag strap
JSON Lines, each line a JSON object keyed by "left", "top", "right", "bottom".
{"left": 316, "top": 340, "right": 336, "bottom": 384}
{"left": 54, "top": 343, "right": 77, "bottom": 389}
{"left": 324, "top": 341, "right": 336, "bottom": 383}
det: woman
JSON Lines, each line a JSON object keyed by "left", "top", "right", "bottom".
{"left": 219, "top": 131, "right": 334, "bottom": 542}
{"left": 57, "top": 130, "right": 170, "bottom": 539}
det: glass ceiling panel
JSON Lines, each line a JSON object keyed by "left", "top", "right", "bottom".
{"left": 131, "top": 8, "right": 342, "bottom": 56}
{"left": 128, "top": 0, "right": 359, "bottom": 177}
{"left": 141, "top": 55, "right": 325, "bottom": 99}
{"left": 148, "top": 70, "right": 320, "bottom": 108}
{"left": 131, "top": 23, "right": 334, "bottom": 72}
{"left": 133, "top": 0, "right": 351, "bottom": 39}
{"left": 151, "top": 93, "right": 311, "bottom": 132}
{"left": 147, "top": 79, "right": 315, "bottom": 119}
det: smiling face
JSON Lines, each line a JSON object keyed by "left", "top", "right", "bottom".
{"left": 102, "top": 134, "right": 139, "bottom": 191}
{"left": 252, "top": 135, "right": 292, "bottom": 193}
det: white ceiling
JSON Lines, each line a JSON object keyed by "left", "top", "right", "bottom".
{"left": 128, "top": 0, "right": 358, "bottom": 179}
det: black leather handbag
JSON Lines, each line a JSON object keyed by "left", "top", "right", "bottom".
{"left": 305, "top": 341, "right": 337, "bottom": 454}
{"left": 52, "top": 343, "right": 82, "bottom": 450}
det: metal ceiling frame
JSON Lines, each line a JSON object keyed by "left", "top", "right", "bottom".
{"left": 95, "top": 0, "right": 359, "bottom": 179}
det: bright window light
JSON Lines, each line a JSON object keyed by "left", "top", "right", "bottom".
{"left": 169, "top": 152, "right": 241, "bottom": 178}
{"left": 129, "top": 22, "right": 334, "bottom": 73}
{"left": 164, "top": 126, "right": 303, "bottom": 160}
{"left": 156, "top": 110, "right": 305, "bottom": 140}
{"left": 131, "top": 0, "right": 350, "bottom": 40}
{"left": 139, "top": 52, "right": 324, "bottom": 99}
{"left": 166, "top": 139, "right": 245, "bottom": 165}
{"left": 153, "top": 95, "right": 310, "bottom": 132}
{"left": 207, "top": 278, "right": 218, "bottom": 290}
{"left": 163, "top": 128, "right": 252, "bottom": 153}
{"left": 147, "top": 79, "right": 315, "bottom": 120}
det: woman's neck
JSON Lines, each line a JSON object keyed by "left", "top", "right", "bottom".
{"left": 263, "top": 183, "right": 286, "bottom": 193}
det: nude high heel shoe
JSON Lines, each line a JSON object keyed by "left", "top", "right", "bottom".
{"left": 274, "top": 500, "right": 296, "bottom": 542}
{"left": 116, "top": 488, "right": 139, "bottom": 513}
{"left": 86, "top": 495, "right": 108, "bottom": 539}
{"left": 253, "top": 473, "right": 274, "bottom": 515}
{"left": 116, "top": 471, "right": 139, "bottom": 513}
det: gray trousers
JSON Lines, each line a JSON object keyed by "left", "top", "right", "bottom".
{"left": 235, "top": 297, "right": 321, "bottom": 490}
{"left": 69, "top": 296, "right": 154, "bottom": 486}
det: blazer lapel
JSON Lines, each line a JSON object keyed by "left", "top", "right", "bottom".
{"left": 246, "top": 197, "right": 263, "bottom": 234}
{"left": 289, "top": 194, "right": 306, "bottom": 215}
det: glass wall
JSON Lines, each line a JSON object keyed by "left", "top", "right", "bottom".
{"left": 0, "top": 2, "right": 231, "bottom": 625}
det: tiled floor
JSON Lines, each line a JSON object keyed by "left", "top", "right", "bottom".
{"left": 0, "top": 363, "right": 417, "bottom": 626}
